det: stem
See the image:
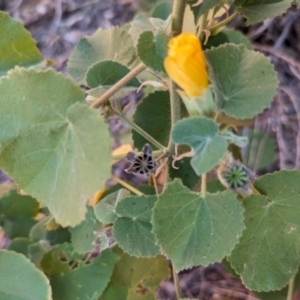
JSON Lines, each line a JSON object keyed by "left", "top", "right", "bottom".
{"left": 201, "top": 173, "right": 207, "bottom": 194}
{"left": 167, "top": 0, "right": 185, "bottom": 153}
{"left": 172, "top": 261, "right": 182, "bottom": 299}
{"left": 171, "top": 0, "right": 186, "bottom": 36}
{"left": 287, "top": 276, "right": 295, "bottom": 300}
{"left": 167, "top": 81, "right": 181, "bottom": 154}
{"left": 112, "top": 176, "right": 143, "bottom": 196}
{"left": 90, "top": 63, "right": 145, "bottom": 109}
{"left": 207, "top": 11, "right": 238, "bottom": 32}
{"left": 113, "top": 109, "right": 167, "bottom": 153}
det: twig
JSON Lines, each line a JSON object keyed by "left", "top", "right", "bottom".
{"left": 254, "top": 44, "right": 300, "bottom": 70}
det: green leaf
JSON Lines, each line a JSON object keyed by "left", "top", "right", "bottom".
{"left": 40, "top": 243, "right": 79, "bottom": 276}
{"left": 94, "top": 189, "right": 130, "bottom": 224}
{"left": 0, "top": 250, "right": 52, "bottom": 300}
{"left": 152, "top": 179, "right": 245, "bottom": 271}
{"left": 137, "top": 29, "right": 169, "bottom": 73}
{"left": 69, "top": 207, "right": 102, "bottom": 254}
{"left": 128, "top": 14, "right": 155, "bottom": 45}
{"left": 0, "top": 190, "right": 39, "bottom": 238}
{"left": 50, "top": 249, "right": 119, "bottom": 300}
{"left": 234, "top": 0, "right": 293, "bottom": 25}
{"left": 132, "top": 91, "right": 171, "bottom": 150}
{"left": 171, "top": 117, "right": 227, "bottom": 175}
{"left": 0, "top": 190, "right": 39, "bottom": 218}
{"left": 86, "top": 60, "right": 140, "bottom": 89}
{"left": 8, "top": 237, "right": 32, "bottom": 256}
{"left": 243, "top": 129, "right": 276, "bottom": 170}
{"left": 0, "top": 11, "right": 43, "bottom": 77}
{"left": 68, "top": 26, "right": 138, "bottom": 84}
{"left": 102, "top": 247, "right": 170, "bottom": 300}
{"left": 169, "top": 157, "right": 200, "bottom": 190}
{"left": 113, "top": 195, "right": 160, "bottom": 257}
{"left": 85, "top": 60, "right": 139, "bottom": 102}
{"left": 205, "top": 44, "right": 278, "bottom": 119}
{"left": 151, "top": 1, "right": 172, "bottom": 20}
{"left": 0, "top": 68, "right": 111, "bottom": 227}
{"left": 7, "top": 237, "right": 48, "bottom": 267}
{"left": 30, "top": 216, "right": 71, "bottom": 245}
{"left": 204, "top": 29, "right": 252, "bottom": 50}
{"left": 228, "top": 170, "right": 300, "bottom": 291}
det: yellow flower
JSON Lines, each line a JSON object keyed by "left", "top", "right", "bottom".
{"left": 164, "top": 33, "right": 209, "bottom": 98}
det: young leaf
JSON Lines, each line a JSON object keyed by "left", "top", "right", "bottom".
{"left": 229, "top": 170, "right": 300, "bottom": 292}
{"left": 0, "top": 11, "right": 43, "bottom": 77}
{"left": 205, "top": 44, "right": 278, "bottom": 119}
{"left": 171, "top": 117, "right": 227, "bottom": 175}
{"left": 113, "top": 195, "right": 160, "bottom": 257}
{"left": 48, "top": 247, "right": 119, "bottom": 300}
{"left": 234, "top": 0, "right": 293, "bottom": 25}
{"left": 0, "top": 250, "right": 52, "bottom": 300}
{"left": 94, "top": 189, "right": 130, "bottom": 224}
{"left": 0, "top": 68, "right": 111, "bottom": 227}
{"left": 152, "top": 179, "right": 245, "bottom": 271}
{"left": 69, "top": 207, "right": 102, "bottom": 254}
{"left": 102, "top": 247, "right": 170, "bottom": 300}
{"left": 68, "top": 27, "right": 138, "bottom": 84}
{"left": 137, "top": 29, "right": 169, "bottom": 73}
{"left": 132, "top": 91, "right": 171, "bottom": 150}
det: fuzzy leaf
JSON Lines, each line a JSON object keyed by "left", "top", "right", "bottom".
{"left": 0, "top": 250, "right": 52, "bottom": 300}
{"left": 0, "top": 68, "right": 111, "bottom": 227}
{"left": 102, "top": 247, "right": 170, "bottom": 300}
{"left": 94, "top": 189, "right": 130, "bottom": 224}
{"left": 229, "top": 170, "right": 300, "bottom": 291}
{"left": 68, "top": 27, "right": 138, "bottom": 84}
{"left": 137, "top": 29, "right": 169, "bottom": 73}
{"left": 86, "top": 60, "right": 140, "bottom": 89}
{"left": 49, "top": 248, "right": 119, "bottom": 300}
{"left": 205, "top": 44, "right": 278, "bottom": 119}
{"left": 113, "top": 195, "right": 160, "bottom": 257}
{"left": 69, "top": 207, "right": 102, "bottom": 254}
{"left": 0, "top": 11, "right": 42, "bottom": 76}
{"left": 132, "top": 91, "right": 171, "bottom": 150}
{"left": 152, "top": 179, "right": 245, "bottom": 271}
{"left": 171, "top": 117, "right": 227, "bottom": 175}
{"left": 234, "top": 0, "right": 293, "bottom": 25}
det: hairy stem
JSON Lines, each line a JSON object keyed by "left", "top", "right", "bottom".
{"left": 90, "top": 63, "right": 145, "bottom": 109}
{"left": 287, "top": 276, "right": 295, "bottom": 300}
{"left": 167, "top": 81, "right": 181, "bottom": 154}
{"left": 172, "top": 261, "right": 182, "bottom": 299}
{"left": 167, "top": 0, "right": 185, "bottom": 154}
{"left": 113, "top": 109, "right": 167, "bottom": 153}
{"left": 171, "top": 0, "right": 186, "bottom": 36}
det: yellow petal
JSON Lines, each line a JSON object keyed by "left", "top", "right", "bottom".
{"left": 164, "top": 33, "right": 209, "bottom": 98}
